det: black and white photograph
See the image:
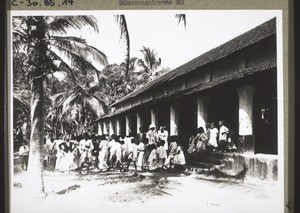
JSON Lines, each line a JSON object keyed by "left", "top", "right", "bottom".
{"left": 9, "top": 10, "right": 284, "bottom": 212}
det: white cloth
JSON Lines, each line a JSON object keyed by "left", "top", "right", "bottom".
{"left": 157, "top": 130, "right": 169, "bottom": 150}
{"left": 219, "top": 125, "right": 229, "bottom": 141}
{"left": 157, "top": 146, "right": 167, "bottom": 167}
{"left": 128, "top": 143, "right": 138, "bottom": 161}
{"left": 79, "top": 139, "right": 93, "bottom": 164}
{"left": 173, "top": 146, "right": 186, "bottom": 165}
{"left": 19, "top": 145, "right": 29, "bottom": 156}
{"left": 137, "top": 142, "right": 145, "bottom": 167}
{"left": 98, "top": 140, "right": 109, "bottom": 170}
{"left": 146, "top": 130, "right": 157, "bottom": 145}
{"left": 148, "top": 149, "right": 158, "bottom": 170}
{"left": 208, "top": 127, "right": 219, "bottom": 147}
{"left": 54, "top": 139, "right": 65, "bottom": 170}
{"left": 110, "top": 141, "right": 122, "bottom": 162}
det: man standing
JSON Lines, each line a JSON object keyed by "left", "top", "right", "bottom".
{"left": 146, "top": 124, "right": 157, "bottom": 145}
{"left": 19, "top": 141, "right": 29, "bottom": 171}
{"left": 79, "top": 133, "right": 94, "bottom": 168}
{"left": 135, "top": 127, "right": 146, "bottom": 144}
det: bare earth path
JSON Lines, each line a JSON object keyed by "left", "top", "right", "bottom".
{"left": 12, "top": 154, "right": 282, "bottom": 213}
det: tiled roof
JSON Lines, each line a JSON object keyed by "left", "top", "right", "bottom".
{"left": 98, "top": 58, "right": 276, "bottom": 120}
{"left": 111, "top": 17, "right": 276, "bottom": 107}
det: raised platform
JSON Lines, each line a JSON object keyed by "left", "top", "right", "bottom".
{"left": 186, "top": 151, "right": 278, "bottom": 181}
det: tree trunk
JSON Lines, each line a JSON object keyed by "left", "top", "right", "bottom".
{"left": 26, "top": 77, "right": 45, "bottom": 197}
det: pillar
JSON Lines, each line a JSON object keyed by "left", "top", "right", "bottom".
{"left": 150, "top": 109, "right": 158, "bottom": 127}
{"left": 125, "top": 115, "right": 131, "bottom": 136}
{"left": 116, "top": 118, "right": 121, "bottom": 135}
{"left": 103, "top": 121, "right": 108, "bottom": 135}
{"left": 170, "top": 103, "right": 179, "bottom": 135}
{"left": 237, "top": 85, "right": 255, "bottom": 153}
{"left": 137, "top": 112, "right": 142, "bottom": 133}
{"left": 98, "top": 122, "right": 103, "bottom": 136}
{"left": 197, "top": 96, "right": 209, "bottom": 129}
{"left": 109, "top": 119, "right": 114, "bottom": 135}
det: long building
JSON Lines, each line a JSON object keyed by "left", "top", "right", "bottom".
{"left": 97, "top": 17, "right": 278, "bottom": 180}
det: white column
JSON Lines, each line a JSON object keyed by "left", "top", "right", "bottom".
{"left": 103, "top": 121, "right": 108, "bottom": 135}
{"left": 137, "top": 112, "right": 142, "bottom": 133}
{"left": 237, "top": 85, "right": 255, "bottom": 135}
{"left": 170, "top": 104, "right": 179, "bottom": 135}
{"left": 125, "top": 115, "right": 131, "bottom": 136}
{"left": 98, "top": 122, "right": 103, "bottom": 136}
{"left": 150, "top": 109, "right": 158, "bottom": 127}
{"left": 197, "top": 97, "right": 209, "bottom": 129}
{"left": 109, "top": 119, "right": 114, "bottom": 135}
{"left": 116, "top": 118, "right": 121, "bottom": 135}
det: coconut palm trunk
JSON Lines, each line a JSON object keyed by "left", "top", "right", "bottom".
{"left": 27, "top": 77, "right": 45, "bottom": 196}
{"left": 24, "top": 17, "right": 47, "bottom": 197}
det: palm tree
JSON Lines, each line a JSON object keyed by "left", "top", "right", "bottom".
{"left": 57, "top": 85, "right": 108, "bottom": 134}
{"left": 12, "top": 15, "right": 108, "bottom": 198}
{"left": 138, "top": 46, "right": 162, "bottom": 78}
{"left": 115, "top": 15, "right": 130, "bottom": 76}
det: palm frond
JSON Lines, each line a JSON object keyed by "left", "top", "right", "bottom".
{"left": 51, "top": 36, "right": 87, "bottom": 44}
{"left": 60, "top": 93, "right": 81, "bottom": 119}
{"left": 115, "top": 15, "right": 130, "bottom": 76}
{"left": 48, "top": 37, "right": 108, "bottom": 67}
{"left": 85, "top": 96, "right": 107, "bottom": 119}
{"left": 12, "top": 30, "right": 28, "bottom": 52}
{"left": 49, "top": 16, "right": 99, "bottom": 34}
{"left": 47, "top": 50, "right": 78, "bottom": 83}
{"left": 175, "top": 14, "right": 186, "bottom": 29}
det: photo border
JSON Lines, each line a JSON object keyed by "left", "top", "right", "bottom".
{"left": 5, "top": 1, "right": 294, "bottom": 212}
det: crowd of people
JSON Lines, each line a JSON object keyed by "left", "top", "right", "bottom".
{"left": 187, "top": 120, "right": 237, "bottom": 158}
{"left": 18, "top": 120, "right": 236, "bottom": 173}
{"left": 41, "top": 124, "right": 186, "bottom": 173}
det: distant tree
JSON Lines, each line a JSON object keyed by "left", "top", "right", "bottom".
{"left": 12, "top": 15, "right": 108, "bottom": 198}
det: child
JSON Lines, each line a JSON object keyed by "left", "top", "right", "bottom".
{"left": 148, "top": 144, "right": 158, "bottom": 171}
{"left": 127, "top": 138, "right": 138, "bottom": 171}
{"left": 157, "top": 140, "right": 167, "bottom": 169}
{"left": 168, "top": 136, "right": 178, "bottom": 169}
{"left": 173, "top": 142, "right": 186, "bottom": 172}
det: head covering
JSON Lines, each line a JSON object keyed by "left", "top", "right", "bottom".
{"left": 149, "top": 123, "right": 156, "bottom": 129}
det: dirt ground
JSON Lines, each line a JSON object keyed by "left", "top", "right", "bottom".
{"left": 12, "top": 154, "right": 283, "bottom": 213}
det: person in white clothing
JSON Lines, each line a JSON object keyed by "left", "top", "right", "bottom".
{"left": 218, "top": 120, "right": 229, "bottom": 152}
{"left": 79, "top": 133, "right": 94, "bottom": 167}
{"left": 207, "top": 122, "right": 219, "bottom": 150}
{"left": 19, "top": 141, "right": 29, "bottom": 171}
{"left": 148, "top": 144, "right": 158, "bottom": 171}
{"left": 98, "top": 135, "right": 109, "bottom": 171}
{"left": 136, "top": 140, "right": 146, "bottom": 170}
{"left": 127, "top": 138, "right": 138, "bottom": 171}
{"left": 157, "top": 140, "right": 167, "bottom": 169}
{"left": 157, "top": 126, "right": 169, "bottom": 152}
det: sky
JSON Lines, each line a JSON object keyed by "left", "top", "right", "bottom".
{"left": 11, "top": 10, "right": 281, "bottom": 71}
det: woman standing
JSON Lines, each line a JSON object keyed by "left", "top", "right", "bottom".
{"left": 98, "top": 135, "right": 109, "bottom": 171}
{"left": 207, "top": 123, "right": 219, "bottom": 151}
{"left": 195, "top": 127, "right": 209, "bottom": 153}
